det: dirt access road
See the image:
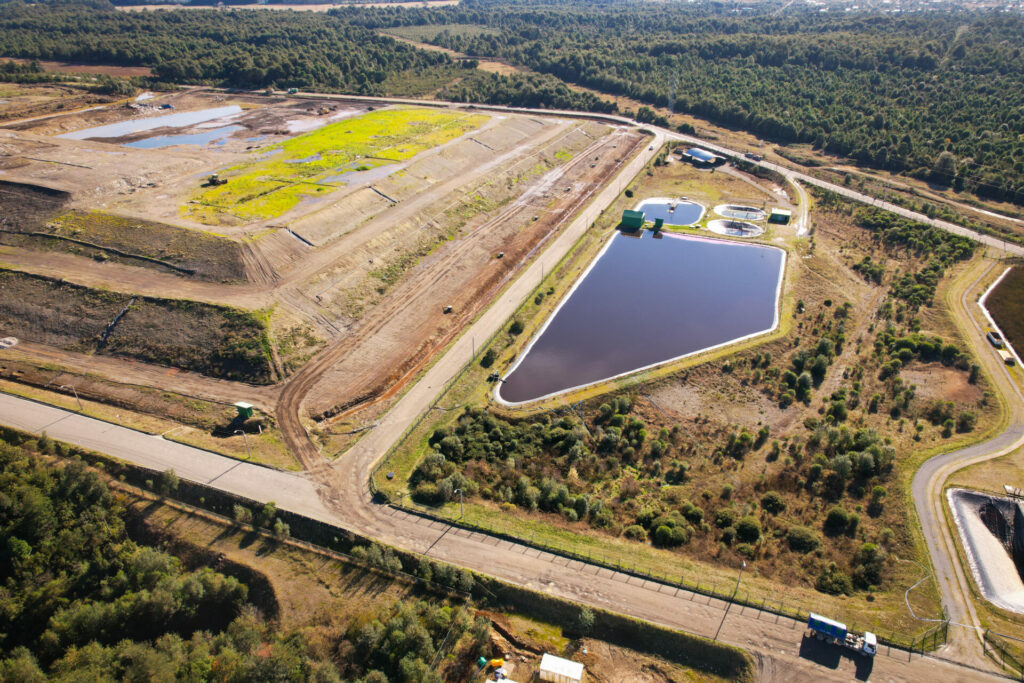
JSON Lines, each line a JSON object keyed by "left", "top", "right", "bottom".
{"left": 275, "top": 128, "right": 646, "bottom": 470}
{"left": 282, "top": 89, "right": 1022, "bottom": 252}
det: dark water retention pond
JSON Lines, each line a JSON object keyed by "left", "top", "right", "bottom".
{"left": 497, "top": 231, "right": 785, "bottom": 404}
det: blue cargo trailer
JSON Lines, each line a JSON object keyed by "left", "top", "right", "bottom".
{"left": 807, "top": 613, "right": 876, "bottom": 657}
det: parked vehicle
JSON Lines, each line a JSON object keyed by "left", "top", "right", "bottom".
{"left": 807, "top": 613, "right": 876, "bottom": 657}
{"left": 988, "top": 330, "right": 1005, "bottom": 348}
{"left": 998, "top": 349, "right": 1016, "bottom": 366}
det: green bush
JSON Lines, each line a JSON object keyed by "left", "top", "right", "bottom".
{"left": 735, "top": 516, "right": 762, "bottom": 543}
{"left": 786, "top": 525, "right": 820, "bottom": 553}
{"left": 760, "top": 491, "right": 785, "bottom": 514}
{"left": 816, "top": 562, "right": 853, "bottom": 595}
{"left": 824, "top": 506, "right": 849, "bottom": 535}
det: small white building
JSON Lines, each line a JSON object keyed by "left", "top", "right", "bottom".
{"left": 538, "top": 653, "right": 584, "bottom": 683}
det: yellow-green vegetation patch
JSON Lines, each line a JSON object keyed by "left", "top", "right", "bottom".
{"left": 185, "top": 107, "right": 488, "bottom": 224}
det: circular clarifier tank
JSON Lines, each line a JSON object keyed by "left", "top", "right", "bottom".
{"left": 715, "top": 204, "right": 767, "bottom": 221}
{"left": 707, "top": 219, "right": 764, "bottom": 237}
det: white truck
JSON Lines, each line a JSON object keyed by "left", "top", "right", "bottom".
{"left": 807, "top": 613, "right": 877, "bottom": 657}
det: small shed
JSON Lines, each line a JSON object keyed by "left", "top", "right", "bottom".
{"left": 621, "top": 209, "right": 645, "bottom": 230}
{"left": 233, "top": 401, "right": 255, "bottom": 420}
{"left": 769, "top": 208, "right": 792, "bottom": 224}
{"left": 539, "top": 653, "right": 584, "bottom": 683}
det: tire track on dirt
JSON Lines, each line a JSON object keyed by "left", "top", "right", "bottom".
{"left": 276, "top": 131, "right": 643, "bottom": 476}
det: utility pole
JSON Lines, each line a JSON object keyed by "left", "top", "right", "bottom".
{"left": 714, "top": 560, "right": 746, "bottom": 641}
{"left": 59, "top": 385, "right": 82, "bottom": 411}
{"left": 234, "top": 429, "right": 252, "bottom": 460}
{"left": 454, "top": 488, "right": 464, "bottom": 518}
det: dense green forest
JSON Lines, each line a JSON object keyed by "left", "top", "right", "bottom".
{"left": 0, "top": 433, "right": 487, "bottom": 681}
{"left": 2, "top": 0, "right": 1023, "bottom": 203}
{"left": 342, "top": 0, "right": 1024, "bottom": 205}
{"left": 0, "top": 1, "right": 603, "bottom": 109}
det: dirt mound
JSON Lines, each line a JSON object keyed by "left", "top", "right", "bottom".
{"left": 0, "top": 268, "right": 274, "bottom": 383}
{"left": 0, "top": 179, "right": 70, "bottom": 229}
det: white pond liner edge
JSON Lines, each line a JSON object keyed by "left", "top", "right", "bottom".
{"left": 979, "top": 266, "right": 1024, "bottom": 368}
{"left": 632, "top": 197, "right": 706, "bottom": 226}
{"left": 948, "top": 488, "right": 1024, "bottom": 614}
{"left": 494, "top": 231, "right": 787, "bottom": 406}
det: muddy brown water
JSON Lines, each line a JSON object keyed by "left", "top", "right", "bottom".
{"left": 497, "top": 231, "right": 785, "bottom": 404}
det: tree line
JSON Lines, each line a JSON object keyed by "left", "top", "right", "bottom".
{"left": 0, "top": 430, "right": 491, "bottom": 681}
{"left": 341, "top": 0, "right": 1024, "bottom": 205}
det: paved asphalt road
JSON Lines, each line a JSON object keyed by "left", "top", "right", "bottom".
{"left": 909, "top": 258, "right": 1024, "bottom": 667}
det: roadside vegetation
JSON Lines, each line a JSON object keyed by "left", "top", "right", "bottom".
{"left": 0, "top": 428, "right": 751, "bottom": 681}
{"left": 0, "top": 432, "right": 492, "bottom": 681}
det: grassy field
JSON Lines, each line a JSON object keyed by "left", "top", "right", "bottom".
{"left": 185, "top": 107, "right": 488, "bottom": 224}
{"left": 987, "top": 265, "right": 1024, "bottom": 354}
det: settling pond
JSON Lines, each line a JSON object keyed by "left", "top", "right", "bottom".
{"left": 635, "top": 198, "right": 704, "bottom": 226}
{"left": 497, "top": 231, "right": 785, "bottom": 404}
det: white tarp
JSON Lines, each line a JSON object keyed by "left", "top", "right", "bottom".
{"left": 539, "top": 653, "right": 584, "bottom": 683}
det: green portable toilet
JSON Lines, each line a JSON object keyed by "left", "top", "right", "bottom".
{"left": 653, "top": 217, "right": 664, "bottom": 231}
{"left": 234, "top": 401, "right": 255, "bottom": 420}
{"left": 621, "top": 209, "right": 645, "bottom": 230}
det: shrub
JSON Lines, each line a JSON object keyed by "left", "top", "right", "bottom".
{"left": 653, "top": 523, "right": 690, "bottom": 547}
{"left": 852, "top": 542, "right": 885, "bottom": 589}
{"left": 509, "top": 319, "right": 524, "bottom": 335}
{"left": 816, "top": 562, "right": 853, "bottom": 595}
{"left": 786, "top": 525, "right": 820, "bottom": 553}
{"left": 720, "top": 527, "right": 736, "bottom": 546}
{"left": 824, "top": 506, "right": 849, "bottom": 535}
{"left": 735, "top": 543, "right": 756, "bottom": 560}
{"left": 760, "top": 491, "right": 785, "bottom": 514}
{"left": 480, "top": 348, "right": 497, "bottom": 368}
{"left": 956, "top": 411, "right": 976, "bottom": 433}
{"left": 576, "top": 608, "right": 595, "bottom": 635}
{"left": 681, "top": 501, "right": 704, "bottom": 524}
{"left": 735, "top": 516, "right": 762, "bottom": 543}
{"left": 714, "top": 508, "right": 736, "bottom": 528}
{"left": 412, "top": 482, "right": 443, "bottom": 505}
{"left": 623, "top": 524, "right": 647, "bottom": 541}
